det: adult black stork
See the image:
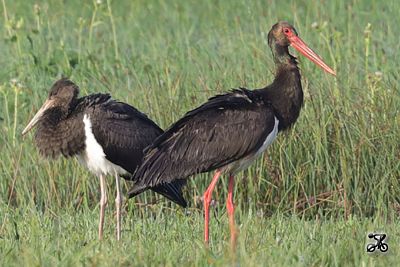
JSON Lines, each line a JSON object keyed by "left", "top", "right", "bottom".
{"left": 22, "top": 78, "right": 187, "bottom": 240}
{"left": 127, "top": 21, "right": 336, "bottom": 249}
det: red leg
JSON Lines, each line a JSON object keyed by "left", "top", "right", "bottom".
{"left": 203, "top": 170, "right": 222, "bottom": 245}
{"left": 226, "top": 175, "right": 237, "bottom": 250}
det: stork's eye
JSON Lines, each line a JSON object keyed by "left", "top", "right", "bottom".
{"left": 283, "top": 28, "right": 290, "bottom": 34}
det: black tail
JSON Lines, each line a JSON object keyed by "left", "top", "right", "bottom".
{"left": 129, "top": 179, "right": 187, "bottom": 208}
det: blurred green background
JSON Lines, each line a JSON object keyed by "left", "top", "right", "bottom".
{"left": 0, "top": 0, "right": 399, "bottom": 266}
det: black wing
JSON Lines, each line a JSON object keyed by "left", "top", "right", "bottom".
{"left": 87, "top": 99, "right": 163, "bottom": 173}
{"left": 83, "top": 96, "right": 187, "bottom": 207}
{"left": 128, "top": 88, "right": 276, "bottom": 197}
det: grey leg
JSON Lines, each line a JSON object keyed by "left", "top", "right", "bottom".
{"left": 115, "top": 174, "right": 123, "bottom": 241}
{"left": 98, "top": 174, "right": 108, "bottom": 240}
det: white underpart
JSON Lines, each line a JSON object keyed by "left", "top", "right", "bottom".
{"left": 255, "top": 116, "right": 279, "bottom": 156}
{"left": 228, "top": 116, "right": 279, "bottom": 174}
{"left": 76, "top": 114, "right": 128, "bottom": 177}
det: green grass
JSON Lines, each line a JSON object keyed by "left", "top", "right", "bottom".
{"left": 0, "top": 0, "right": 399, "bottom": 266}
{"left": 1, "top": 209, "right": 400, "bottom": 266}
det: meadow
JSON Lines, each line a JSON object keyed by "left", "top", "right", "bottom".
{"left": 0, "top": 0, "right": 399, "bottom": 266}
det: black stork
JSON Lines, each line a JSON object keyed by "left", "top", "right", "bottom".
{"left": 22, "top": 78, "right": 187, "bottom": 240}
{"left": 127, "top": 21, "right": 336, "bottom": 248}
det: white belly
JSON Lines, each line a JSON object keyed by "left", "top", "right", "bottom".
{"left": 225, "top": 116, "right": 279, "bottom": 174}
{"left": 76, "top": 114, "right": 128, "bottom": 177}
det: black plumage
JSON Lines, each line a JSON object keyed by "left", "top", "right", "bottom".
{"left": 128, "top": 21, "right": 335, "bottom": 248}
{"left": 128, "top": 64, "right": 304, "bottom": 197}
{"left": 22, "top": 78, "right": 187, "bottom": 240}
{"left": 129, "top": 88, "right": 277, "bottom": 191}
{"left": 29, "top": 79, "right": 186, "bottom": 206}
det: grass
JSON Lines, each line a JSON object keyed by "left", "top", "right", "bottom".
{"left": 0, "top": 0, "right": 399, "bottom": 266}
{"left": 1, "top": 209, "right": 400, "bottom": 266}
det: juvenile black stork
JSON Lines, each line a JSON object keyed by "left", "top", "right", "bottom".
{"left": 22, "top": 78, "right": 187, "bottom": 240}
{"left": 127, "top": 21, "right": 336, "bottom": 248}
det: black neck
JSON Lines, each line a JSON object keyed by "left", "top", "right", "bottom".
{"left": 260, "top": 44, "right": 304, "bottom": 131}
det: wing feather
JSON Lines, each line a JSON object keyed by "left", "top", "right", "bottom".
{"left": 130, "top": 89, "right": 276, "bottom": 194}
{"left": 87, "top": 100, "right": 163, "bottom": 174}
{"left": 86, "top": 99, "right": 187, "bottom": 206}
